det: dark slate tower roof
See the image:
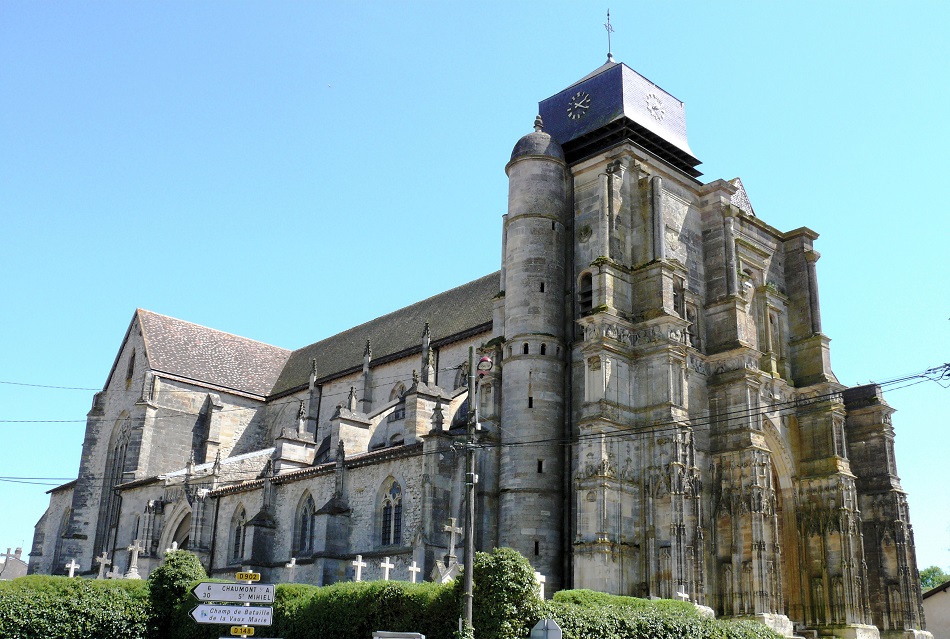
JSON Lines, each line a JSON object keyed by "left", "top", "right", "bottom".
{"left": 538, "top": 59, "right": 701, "bottom": 176}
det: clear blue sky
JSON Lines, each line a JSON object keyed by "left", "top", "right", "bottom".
{"left": 1, "top": 2, "right": 947, "bottom": 573}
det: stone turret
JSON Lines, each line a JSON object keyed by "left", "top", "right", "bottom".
{"left": 497, "top": 116, "right": 569, "bottom": 592}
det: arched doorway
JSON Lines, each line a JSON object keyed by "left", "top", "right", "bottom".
{"left": 761, "top": 416, "right": 802, "bottom": 626}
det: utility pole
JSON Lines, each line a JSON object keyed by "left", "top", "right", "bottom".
{"left": 462, "top": 347, "right": 494, "bottom": 633}
{"left": 463, "top": 346, "right": 476, "bottom": 632}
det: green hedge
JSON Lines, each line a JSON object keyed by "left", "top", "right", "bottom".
{"left": 544, "top": 590, "right": 782, "bottom": 639}
{"left": 0, "top": 551, "right": 783, "bottom": 639}
{"left": 0, "top": 575, "right": 152, "bottom": 639}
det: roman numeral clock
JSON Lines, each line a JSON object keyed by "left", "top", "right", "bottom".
{"left": 538, "top": 60, "right": 701, "bottom": 176}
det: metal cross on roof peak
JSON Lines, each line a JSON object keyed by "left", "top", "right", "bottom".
{"left": 604, "top": 9, "right": 615, "bottom": 61}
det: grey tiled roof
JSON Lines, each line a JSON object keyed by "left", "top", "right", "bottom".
{"left": 270, "top": 272, "right": 499, "bottom": 396}
{"left": 138, "top": 310, "right": 292, "bottom": 397}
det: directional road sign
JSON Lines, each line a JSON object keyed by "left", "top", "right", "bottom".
{"left": 191, "top": 605, "right": 273, "bottom": 626}
{"left": 530, "top": 618, "right": 562, "bottom": 639}
{"left": 192, "top": 582, "right": 275, "bottom": 603}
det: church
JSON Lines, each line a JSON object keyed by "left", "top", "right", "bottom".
{"left": 30, "top": 54, "right": 929, "bottom": 639}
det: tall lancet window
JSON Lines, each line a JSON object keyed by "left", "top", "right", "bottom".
{"left": 230, "top": 507, "right": 246, "bottom": 563}
{"left": 294, "top": 494, "right": 317, "bottom": 555}
{"left": 380, "top": 480, "right": 402, "bottom": 546}
{"left": 579, "top": 273, "right": 593, "bottom": 315}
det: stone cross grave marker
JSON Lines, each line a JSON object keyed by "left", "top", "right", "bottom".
{"left": 408, "top": 561, "right": 421, "bottom": 583}
{"left": 65, "top": 558, "right": 80, "bottom": 578}
{"left": 125, "top": 539, "right": 145, "bottom": 579}
{"left": 443, "top": 518, "right": 462, "bottom": 563}
{"left": 352, "top": 554, "right": 367, "bottom": 582}
{"left": 534, "top": 571, "right": 546, "bottom": 600}
{"left": 106, "top": 569, "right": 123, "bottom": 579}
{"left": 95, "top": 552, "right": 111, "bottom": 579}
{"left": 675, "top": 589, "right": 690, "bottom": 602}
{"left": 1, "top": 548, "right": 15, "bottom": 564}
{"left": 285, "top": 557, "right": 297, "bottom": 582}
{"left": 381, "top": 557, "right": 395, "bottom": 581}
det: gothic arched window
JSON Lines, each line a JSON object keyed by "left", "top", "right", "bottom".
{"left": 294, "top": 494, "right": 316, "bottom": 555}
{"left": 94, "top": 418, "right": 131, "bottom": 556}
{"left": 230, "top": 507, "right": 247, "bottom": 563}
{"left": 380, "top": 480, "right": 402, "bottom": 546}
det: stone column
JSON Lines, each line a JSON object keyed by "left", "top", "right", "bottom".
{"left": 652, "top": 176, "right": 665, "bottom": 261}
{"left": 804, "top": 250, "right": 822, "bottom": 334}
{"left": 360, "top": 341, "right": 373, "bottom": 413}
{"left": 723, "top": 213, "right": 738, "bottom": 296}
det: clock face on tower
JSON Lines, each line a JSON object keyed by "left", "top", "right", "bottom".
{"left": 567, "top": 90, "right": 591, "bottom": 120}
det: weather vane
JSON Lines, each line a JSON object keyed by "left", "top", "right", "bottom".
{"left": 604, "top": 9, "right": 615, "bottom": 60}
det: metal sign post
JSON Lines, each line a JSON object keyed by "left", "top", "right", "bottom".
{"left": 190, "top": 571, "right": 279, "bottom": 638}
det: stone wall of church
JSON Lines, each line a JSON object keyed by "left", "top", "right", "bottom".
{"left": 28, "top": 484, "right": 74, "bottom": 575}
{"left": 58, "top": 317, "right": 151, "bottom": 574}
{"left": 146, "top": 377, "right": 265, "bottom": 467}
{"left": 263, "top": 335, "right": 480, "bottom": 457}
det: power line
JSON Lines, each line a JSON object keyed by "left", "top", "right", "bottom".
{"left": 4, "top": 362, "right": 947, "bottom": 489}
{"left": 0, "top": 380, "right": 99, "bottom": 391}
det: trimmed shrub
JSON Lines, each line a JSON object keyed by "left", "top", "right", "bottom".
{"left": 146, "top": 550, "right": 208, "bottom": 639}
{"left": 542, "top": 590, "right": 784, "bottom": 639}
{"left": 275, "top": 579, "right": 459, "bottom": 639}
{"left": 0, "top": 575, "right": 151, "bottom": 639}
{"left": 462, "top": 547, "right": 544, "bottom": 639}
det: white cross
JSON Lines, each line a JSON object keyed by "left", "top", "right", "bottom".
{"left": 125, "top": 539, "right": 145, "bottom": 579}
{"left": 676, "top": 589, "right": 690, "bottom": 602}
{"left": 352, "top": 554, "right": 367, "bottom": 582}
{"left": 381, "top": 557, "right": 395, "bottom": 581}
{"left": 285, "top": 557, "right": 297, "bottom": 583}
{"left": 164, "top": 541, "right": 179, "bottom": 555}
{"left": 65, "top": 558, "right": 80, "bottom": 578}
{"left": 95, "top": 552, "right": 111, "bottom": 579}
{"left": 106, "top": 569, "right": 123, "bottom": 580}
{"left": 408, "top": 561, "right": 421, "bottom": 583}
{"left": 443, "top": 518, "right": 462, "bottom": 560}
{"left": 534, "top": 571, "right": 546, "bottom": 599}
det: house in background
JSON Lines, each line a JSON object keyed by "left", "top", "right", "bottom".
{"left": 0, "top": 548, "right": 28, "bottom": 580}
{"left": 922, "top": 581, "right": 949, "bottom": 639}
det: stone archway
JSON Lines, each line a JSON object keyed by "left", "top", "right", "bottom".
{"left": 760, "top": 416, "right": 803, "bottom": 627}
{"left": 159, "top": 502, "right": 193, "bottom": 553}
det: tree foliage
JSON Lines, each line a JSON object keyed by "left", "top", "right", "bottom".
{"left": 919, "top": 565, "right": 950, "bottom": 591}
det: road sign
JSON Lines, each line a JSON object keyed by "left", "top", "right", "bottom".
{"left": 191, "top": 605, "right": 273, "bottom": 626}
{"left": 235, "top": 572, "right": 260, "bottom": 581}
{"left": 230, "top": 627, "right": 254, "bottom": 636}
{"left": 530, "top": 618, "right": 562, "bottom": 639}
{"left": 192, "top": 582, "right": 275, "bottom": 603}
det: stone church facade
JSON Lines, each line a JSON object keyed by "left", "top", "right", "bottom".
{"left": 31, "top": 57, "right": 928, "bottom": 639}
